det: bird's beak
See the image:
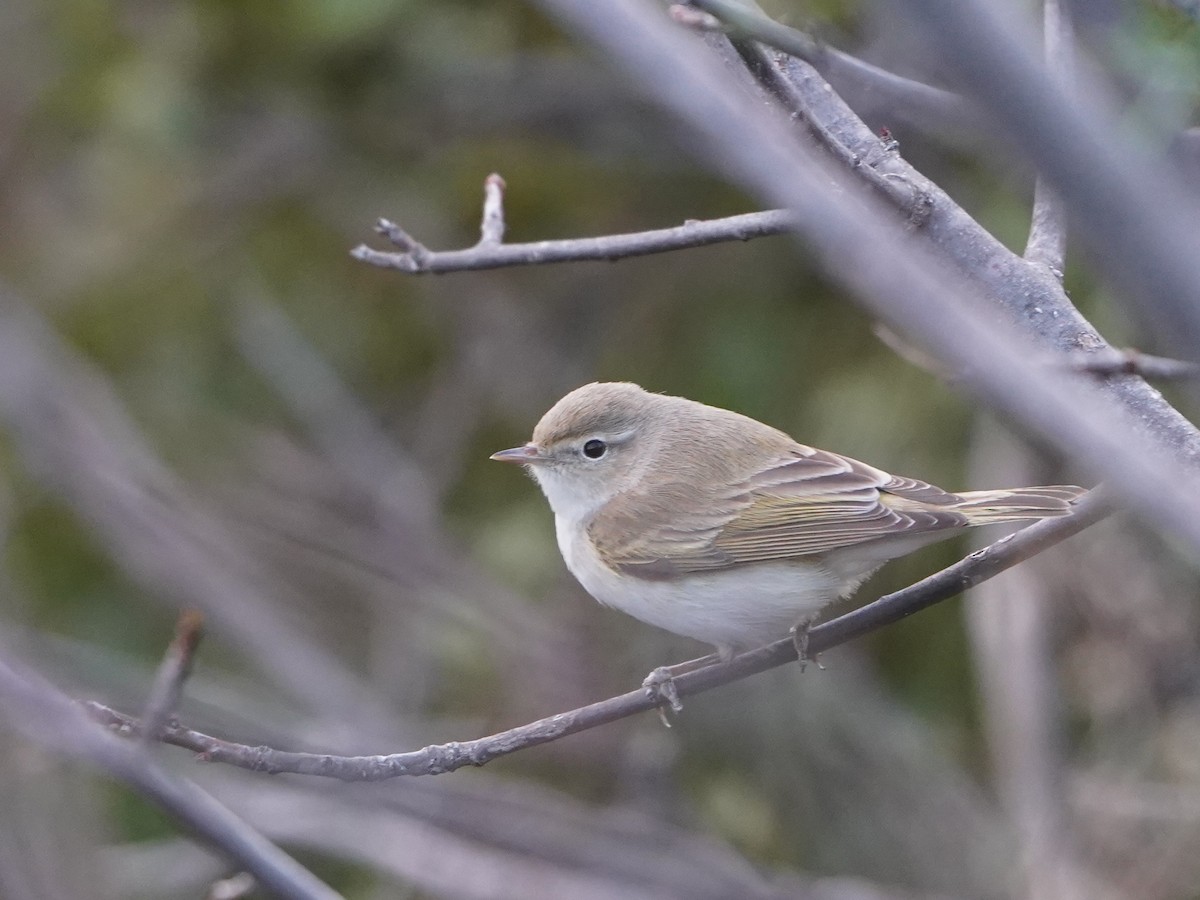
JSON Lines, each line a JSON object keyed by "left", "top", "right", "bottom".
{"left": 490, "top": 443, "right": 548, "bottom": 465}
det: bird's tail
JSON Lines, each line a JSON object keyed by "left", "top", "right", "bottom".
{"left": 953, "top": 485, "right": 1086, "bottom": 524}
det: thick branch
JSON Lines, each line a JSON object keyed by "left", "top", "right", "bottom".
{"left": 892, "top": 0, "right": 1200, "bottom": 361}
{"left": 87, "top": 493, "right": 1106, "bottom": 781}
{"left": 721, "top": 33, "right": 931, "bottom": 222}
{"left": 352, "top": 208, "right": 796, "bottom": 273}
{"left": 686, "top": 0, "right": 977, "bottom": 132}
{"left": 697, "top": 10, "right": 1200, "bottom": 475}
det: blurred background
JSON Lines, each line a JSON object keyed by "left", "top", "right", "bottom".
{"left": 1, "top": 0, "right": 1199, "bottom": 897}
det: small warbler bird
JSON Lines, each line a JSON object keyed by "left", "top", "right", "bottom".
{"left": 492, "top": 382, "right": 1083, "bottom": 663}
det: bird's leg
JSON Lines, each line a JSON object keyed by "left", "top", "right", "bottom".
{"left": 642, "top": 652, "right": 725, "bottom": 721}
{"left": 790, "top": 616, "right": 823, "bottom": 672}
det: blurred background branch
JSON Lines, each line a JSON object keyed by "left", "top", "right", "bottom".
{"left": 0, "top": 647, "right": 339, "bottom": 900}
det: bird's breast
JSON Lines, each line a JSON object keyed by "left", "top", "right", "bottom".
{"left": 552, "top": 512, "right": 846, "bottom": 655}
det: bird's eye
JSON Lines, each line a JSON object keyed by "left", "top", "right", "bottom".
{"left": 582, "top": 439, "right": 607, "bottom": 459}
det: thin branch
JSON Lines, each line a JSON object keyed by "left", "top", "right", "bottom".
{"left": 1023, "top": 182, "right": 1065, "bottom": 275}
{"left": 86, "top": 492, "right": 1106, "bottom": 781}
{"left": 685, "top": 0, "right": 977, "bottom": 131}
{"left": 876, "top": 328, "right": 1198, "bottom": 384}
{"left": 139, "top": 609, "right": 204, "bottom": 745}
{"left": 1066, "top": 347, "right": 1200, "bottom": 381}
{"left": 351, "top": 204, "right": 796, "bottom": 273}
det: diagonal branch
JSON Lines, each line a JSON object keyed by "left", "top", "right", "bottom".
{"left": 86, "top": 492, "right": 1106, "bottom": 781}
{"left": 685, "top": 0, "right": 977, "bottom": 132}
{"left": 891, "top": 0, "right": 1200, "bottom": 361}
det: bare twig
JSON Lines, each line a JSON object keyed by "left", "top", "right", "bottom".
{"left": 352, "top": 206, "right": 796, "bottom": 273}
{"left": 374, "top": 218, "right": 429, "bottom": 263}
{"left": 479, "top": 172, "right": 507, "bottom": 244}
{"left": 86, "top": 492, "right": 1105, "bottom": 781}
{"left": 1022, "top": 178, "right": 1064, "bottom": 276}
{"left": 1066, "top": 348, "right": 1200, "bottom": 381}
{"left": 668, "top": 4, "right": 722, "bottom": 30}
{"left": 208, "top": 873, "right": 257, "bottom": 900}
{"left": 876, "top": 327, "right": 1199, "bottom": 383}
{"left": 871, "top": 324, "right": 957, "bottom": 381}
{"left": 1023, "top": 0, "right": 1073, "bottom": 272}
{"left": 139, "top": 609, "right": 205, "bottom": 746}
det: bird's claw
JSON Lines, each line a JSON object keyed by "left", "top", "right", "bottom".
{"left": 643, "top": 666, "right": 684, "bottom": 724}
{"left": 790, "top": 622, "right": 823, "bottom": 672}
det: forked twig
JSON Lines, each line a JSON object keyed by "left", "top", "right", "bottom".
{"left": 351, "top": 174, "right": 796, "bottom": 273}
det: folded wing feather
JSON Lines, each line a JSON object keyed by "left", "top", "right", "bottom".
{"left": 590, "top": 446, "right": 976, "bottom": 580}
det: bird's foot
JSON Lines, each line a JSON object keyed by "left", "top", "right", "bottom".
{"left": 642, "top": 653, "right": 722, "bottom": 724}
{"left": 790, "top": 620, "right": 823, "bottom": 672}
{"left": 642, "top": 667, "right": 684, "bottom": 725}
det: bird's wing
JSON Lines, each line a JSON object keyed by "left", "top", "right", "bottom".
{"left": 589, "top": 446, "right": 970, "bottom": 580}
